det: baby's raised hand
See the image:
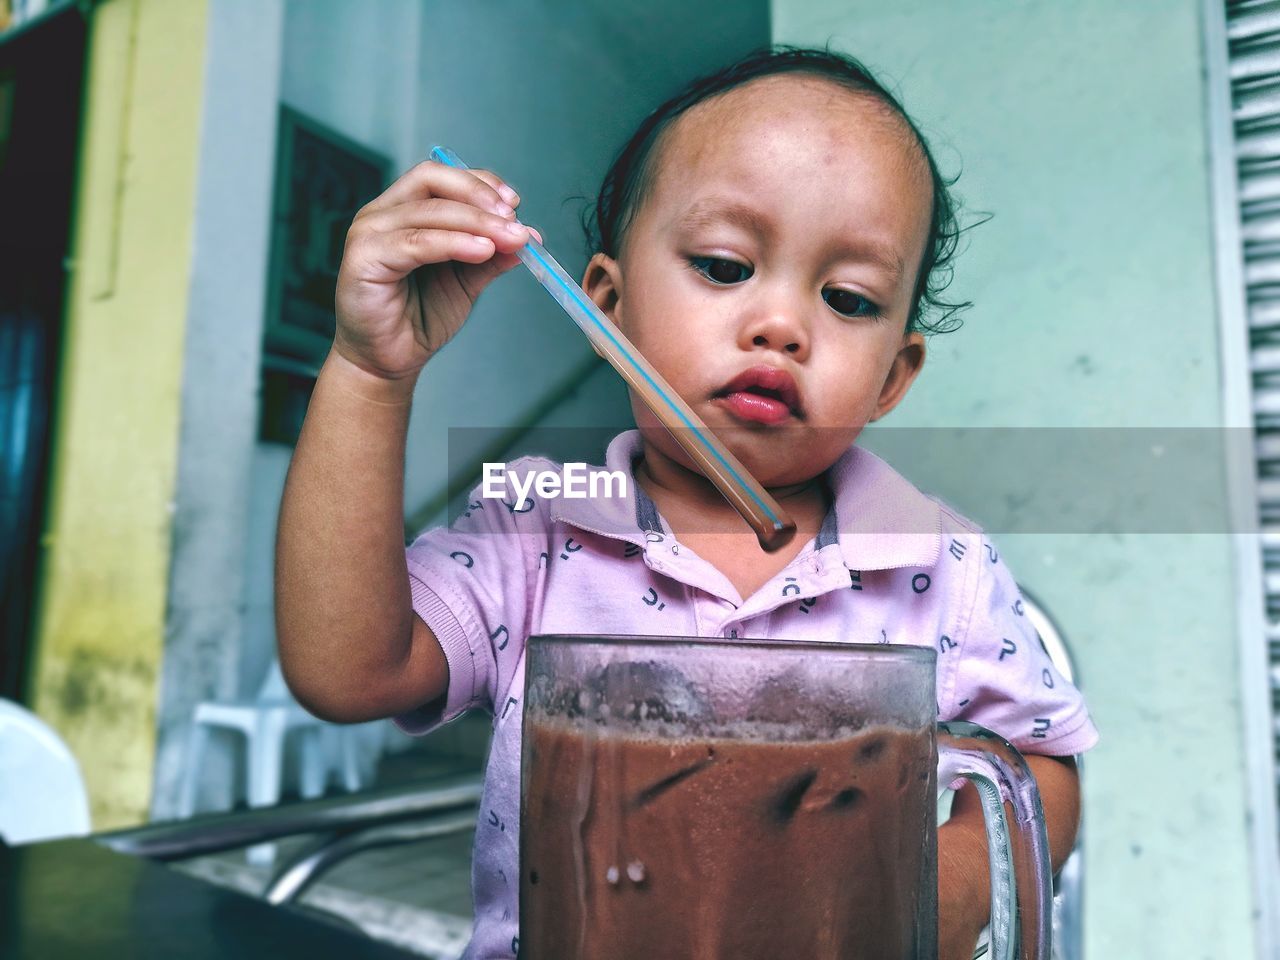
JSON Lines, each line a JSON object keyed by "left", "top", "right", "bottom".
{"left": 333, "top": 160, "right": 539, "bottom": 381}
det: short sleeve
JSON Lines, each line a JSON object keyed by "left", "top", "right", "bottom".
{"left": 940, "top": 536, "right": 1099, "bottom": 757}
{"left": 393, "top": 463, "right": 551, "bottom": 735}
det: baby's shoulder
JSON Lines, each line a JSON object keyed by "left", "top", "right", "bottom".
{"left": 931, "top": 495, "right": 985, "bottom": 541}
{"left": 835, "top": 444, "right": 989, "bottom": 570}
{"left": 921, "top": 494, "right": 1026, "bottom": 609}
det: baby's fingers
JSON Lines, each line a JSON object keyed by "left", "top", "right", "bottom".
{"left": 487, "top": 225, "right": 544, "bottom": 272}
{"left": 366, "top": 196, "right": 527, "bottom": 243}
{"left": 352, "top": 199, "right": 529, "bottom": 275}
{"left": 366, "top": 223, "right": 539, "bottom": 280}
{"left": 360, "top": 158, "right": 517, "bottom": 219}
{"left": 364, "top": 228, "right": 502, "bottom": 278}
{"left": 466, "top": 168, "right": 520, "bottom": 209}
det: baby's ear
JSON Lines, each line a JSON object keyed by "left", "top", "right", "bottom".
{"left": 871, "top": 332, "right": 926, "bottom": 421}
{"left": 582, "top": 253, "right": 624, "bottom": 359}
{"left": 582, "top": 252, "right": 622, "bottom": 320}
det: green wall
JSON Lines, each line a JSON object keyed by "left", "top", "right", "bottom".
{"left": 772, "top": 1, "right": 1258, "bottom": 955}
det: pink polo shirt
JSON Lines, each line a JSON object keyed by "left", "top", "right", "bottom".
{"left": 398, "top": 429, "right": 1098, "bottom": 960}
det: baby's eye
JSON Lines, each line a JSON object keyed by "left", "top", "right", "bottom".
{"left": 690, "top": 257, "right": 752, "bottom": 285}
{"left": 823, "top": 288, "right": 881, "bottom": 319}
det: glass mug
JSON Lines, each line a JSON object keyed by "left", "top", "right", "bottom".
{"left": 520, "top": 635, "right": 1051, "bottom": 960}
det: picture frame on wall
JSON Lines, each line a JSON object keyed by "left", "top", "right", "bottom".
{"left": 260, "top": 106, "right": 389, "bottom": 443}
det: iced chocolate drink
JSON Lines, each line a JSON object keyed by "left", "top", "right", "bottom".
{"left": 521, "top": 719, "right": 936, "bottom": 959}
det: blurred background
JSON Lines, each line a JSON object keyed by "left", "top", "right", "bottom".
{"left": 0, "top": 0, "right": 1277, "bottom": 958}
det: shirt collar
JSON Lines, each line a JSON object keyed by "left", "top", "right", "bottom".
{"left": 549, "top": 429, "right": 942, "bottom": 570}
{"left": 822, "top": 438, "right": 943, "bottom": 571}
{"left": 547, "top": 430, "right": 661, "bottom": 542}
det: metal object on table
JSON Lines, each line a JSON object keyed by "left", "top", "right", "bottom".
{"left": 96, "top": 775, "right": 483, "bottom": 948}
{"left": 98, "top": 776, "right": 482, "bottom": 861}
{"left": 264, "top": 809, "right": 477, "bottom": 905}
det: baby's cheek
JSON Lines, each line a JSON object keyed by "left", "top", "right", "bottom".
{"left": 630, "top": 396, "right": 662, "bottom": 433}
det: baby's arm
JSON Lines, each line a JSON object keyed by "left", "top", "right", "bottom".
{"left": 275, "top": 354, "right": 448, "bottom": 722}
{"left": 937, "top": 754, "right": 1081, "bottom": 960}
{"left": 274, "top": 160, "right": 534, "bottom": 722}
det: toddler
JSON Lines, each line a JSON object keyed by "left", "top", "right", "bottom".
{"left": 276, "top": 46, "right": 1098, "bottom": 960}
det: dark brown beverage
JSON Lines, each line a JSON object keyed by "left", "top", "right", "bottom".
{"left": 521, "top": 720, "right": 937, "bottom": 959}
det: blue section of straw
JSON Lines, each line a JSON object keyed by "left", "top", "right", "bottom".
{"left": 428, "top": 145, "right": 783, "bottom": 531}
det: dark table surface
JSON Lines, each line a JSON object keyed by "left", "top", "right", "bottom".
{"left": 0, "top": 836, "right": 423, "bottom": 959}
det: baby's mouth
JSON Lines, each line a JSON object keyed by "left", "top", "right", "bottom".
{"left": 713, "top": 366, "right": 804, "bottom": 424}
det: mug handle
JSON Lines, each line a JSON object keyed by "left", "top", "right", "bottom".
{"left": 938, "top": 721, "right": 1052, "bottom": 960}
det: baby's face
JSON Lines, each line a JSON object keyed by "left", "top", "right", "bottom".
{"left": 590, "top": 73, "right": 934, "bottom": 487}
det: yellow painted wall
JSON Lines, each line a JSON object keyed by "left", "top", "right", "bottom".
{"left": 29, "top": 0, "right": 207, "bottom": 829}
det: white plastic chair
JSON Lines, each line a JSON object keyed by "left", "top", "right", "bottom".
{"left": 177, "top": 659, "right": 371, "bottom": 860}
{"left": 0, "top": 698, "right": 91, "bottom": 844}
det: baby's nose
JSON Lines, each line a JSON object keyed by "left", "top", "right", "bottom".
{"left": 740, "top": 304, "right": 810, "bottom": 358}
{"left": 752, "top": 332, "right": 802, "bottom": 354}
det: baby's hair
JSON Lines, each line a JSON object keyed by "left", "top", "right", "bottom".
{"left": 581, "top": 45, "right": 974, "bottom": 336}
